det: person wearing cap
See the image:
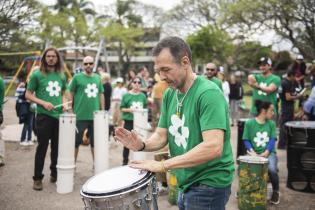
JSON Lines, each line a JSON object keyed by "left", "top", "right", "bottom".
{"left": 205, "top": 62, "right": 223, "bottom": 91}
{"left": 306, "top": 60, "right": 315, "bottom": 88}
{"left": 290, "top": 54, "right": 306, "bottom": 89}
{"left": 111, "top": 77, "right": 127, "bottom": 127}
{"left": 248, "top": 57, "right": 281, "bottom": 117}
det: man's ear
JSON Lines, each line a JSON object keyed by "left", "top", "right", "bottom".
{"left": 181, "top": 56, "right": 190, "bottom": 70}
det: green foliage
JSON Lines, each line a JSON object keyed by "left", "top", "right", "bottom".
{"left": 187, "top": 25, "right": 234, "bottom": 64}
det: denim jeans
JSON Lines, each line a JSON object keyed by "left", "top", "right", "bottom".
{"left": 20, "top": 112, "right": 34, "bottom": 141}
{"left": 178, "top": 184, "right": 231, "bottom": 210}
{"left": 268, "top": 153, "right": 279, "bottom": 192}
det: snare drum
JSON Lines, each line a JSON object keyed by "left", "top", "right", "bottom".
{"left": 238, "top": 155, "right": 269, "bottom": 210}
{"left": 80, "top": 166, "right": 157, "bottom": 210}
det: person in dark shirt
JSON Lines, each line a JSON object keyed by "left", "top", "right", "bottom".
{"left": 101, "top": 73, "right": 112, "bottom": 111}
{"left": 278, "top": 69, "right": 304, "bottom": 149}
{"left": 228, "top": 74, "right": 243, "bottom": 126}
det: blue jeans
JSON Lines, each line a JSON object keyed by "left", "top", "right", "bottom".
{"left": 268, "top": 153, "right": 279, "bottom": 191}
{"left": 178, "top": 184, "right": 231, "bottom": 210}
{"left": 20, "top": 112, "right": 34, "bottom": 141}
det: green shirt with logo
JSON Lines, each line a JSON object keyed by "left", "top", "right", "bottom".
{"left": 27, "top": 69, "right": 67, "bottom": 119}
{"left": 250, "top": 73, "right": 281, "bottom": 115}
{"left": 242, "top": 118, "right": 277, "bottom": 154}
{"left": 158, "top": 76, "right": 234, "bottom": 192}
{"left": 120, "top": 92, "right": 147, "bottom": 121}
{"left": 68, "top": 73, "right": 104, "bottom": 121}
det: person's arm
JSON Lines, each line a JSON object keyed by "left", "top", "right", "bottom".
{"left": 100, "top": 93, "right": 105, "bottom": 110}
{"left": 257, "top": 83, "right": 277, "bottom": 94}
{"left": 248, "top": 74, "right": 257, "bottom": 88}
{"left": 25, "top": 90, "right": 54, "bottom": 111}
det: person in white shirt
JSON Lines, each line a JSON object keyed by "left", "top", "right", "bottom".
{"left": 218, "top": 67, "right": 230, "bottom": 103}
{"left": 111, "top": 77, "right": 128, "bottom": 126}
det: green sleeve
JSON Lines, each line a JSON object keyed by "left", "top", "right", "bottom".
{"left": 68, "top": 76, "right": 76, "bottom": 93}
{"left": 27, "top": 71, "right": 38, "bottom": 92}
{"left": 270, "top": 120, "right": 277, "bottom": 139}
{"left": 0, "top": 77, "right": 5, "bottom": 110}
{"left": 199, "top": 89, "right": 228, "bottom": 132}
{"left": 120, "top": 94, "right": 128, "bottom": 109}
{"left": 273, "top": 76, "right": 281, "bottom": 88}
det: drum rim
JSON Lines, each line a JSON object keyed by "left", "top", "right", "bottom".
{"left": 285, "top": 121, "right": 315, "bottom": 128}
{"left": 238, "top": 155, "right": 269, "bottom": 164}
{"left": 81, "top": 168, "right": 153, "bottom": 197}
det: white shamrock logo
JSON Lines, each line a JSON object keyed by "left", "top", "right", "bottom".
{"left": 46, "top": 81, "right": 61, "bottom": 97}
{"left": 168, "top": 114, "right": 189, "bottom": 149}
{"left": 130, "top": 101, "right": 143, "bottom": 110}
{"left": 253, "top": 131, "right": 269, "bottom": 147}
{"left": 85, "top": 83, "right": 98, "bottom": 98}
{"left": 258, "top": 82, "right": 267, "bottom": 95}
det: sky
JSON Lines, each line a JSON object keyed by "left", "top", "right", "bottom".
{"left": 40, "top": 0, "right": 292, "bottom": 52}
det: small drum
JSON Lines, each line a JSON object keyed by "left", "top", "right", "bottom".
{"left": 80, "top": 166, "right": 158, "bottom": 210}
{"left": 285, "top": 121, "right": 315, "bottom": 147}
{"left": 238, "top": 156, "right": 269, "bottom": 210}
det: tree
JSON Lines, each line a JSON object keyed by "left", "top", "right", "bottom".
{"left": 224, "top": 0, "right": 315, "bottom": 59}
{"left": 0, "top": 0, "right": 38, "bottom": 50}
{"left": 186, "top": 25, "right": 234, "bottom": 65}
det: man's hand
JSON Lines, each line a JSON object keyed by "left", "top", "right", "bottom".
{"left": 43, "top": 101, "right": 55, "bottom": 111}
{"left": 114, "top": 127, "right": 143, "bottom": 151}
{"left": 129, "top": 160, "right": 166, "bottom": 173}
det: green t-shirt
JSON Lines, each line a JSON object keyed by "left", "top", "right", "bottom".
{"left": 27, "top": 69, "right": 66, "bottom": 119}
{"left": 250, "top": 73, "right": 281, "bottom": 115}
{"left": 242, "top": 119, "right": 277, "bottom": 154}
{"left": 0, "top": 76, "right": 4, "bottom": 111}
{"left": 120, "top": 92, "right": 147, "bottom": 121}
{"left": 158, "top": 76, "right": 235, "bottom": 192}
{"left": 210, "top": 76, "right": 223, "bottom": 91}
{"left": 68, "top": 73, "right": 104, "bottom": 121}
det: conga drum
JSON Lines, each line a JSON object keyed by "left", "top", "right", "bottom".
{"left": 238, "top": 156, "right": 269, "bottom": 210}
{"left": 81, "top": 166, "right": 158, "bottom": 210}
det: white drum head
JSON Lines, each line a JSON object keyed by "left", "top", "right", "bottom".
{"left": 285, "top": 121, "right": 315, "bottom": 129}
{"left": 238, "top": 155, "right": 268, "bottom": 164}
{"left": 81, "top": 166, "right": 151, "bottom": 196}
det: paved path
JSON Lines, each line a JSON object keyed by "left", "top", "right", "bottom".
{"left": 0, "top": 97, "right": 314, "bottom": 210}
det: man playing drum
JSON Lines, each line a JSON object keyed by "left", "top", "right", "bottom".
{"left": 115, "top": 36, "right": 235, "bottom": 210}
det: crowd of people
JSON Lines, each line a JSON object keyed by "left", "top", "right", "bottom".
{"left": 0, "top": 36, "right": 314, "bottom": 210}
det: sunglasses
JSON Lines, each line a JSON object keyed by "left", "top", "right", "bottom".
{"left": 133, "top": 81, "right": 141, "bottom": 84}
{"left": 206, "top": 68, "right": 216, "bottom": 71}
{"left": 84, "top": 62, "right": 94, "bottom": 66}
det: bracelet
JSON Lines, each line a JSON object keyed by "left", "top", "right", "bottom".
{"left": 138, "top": 142, "right": 146, "bottom": 151}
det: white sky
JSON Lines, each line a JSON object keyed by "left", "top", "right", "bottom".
{"left": 40, "top": 0, "right": 292, "bottom": 51}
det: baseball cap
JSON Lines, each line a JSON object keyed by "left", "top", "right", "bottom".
{"left": 296, "top": 54, "right": 304, "bottom": 60}
{"left": 116, "top": 77, "right": 123, "bottom": 83}
{"left": 258, "top": 57, "right": 272, "bottom": 66}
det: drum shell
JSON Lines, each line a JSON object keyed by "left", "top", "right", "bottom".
{"left": 238, "top": 156, "right": 269, "bottom": 210}
{"left": 285, "top": 121, "right": 315, "bottom": 147}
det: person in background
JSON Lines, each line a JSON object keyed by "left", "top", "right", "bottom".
{"left": 306, "top": 60, "right": 315, "bottom": 88}
{"left": 26, "top": 47, "right": 67, "bottom": 191}
{"left": 242, "top": 100, "right": 280, "bottom": 205}
{"left": 302, "top": 86, "right": 315, "bottom": 121}
{"left": 290, "top": 55, "right": 306, "bottom": 89}
{"left": 115, "top": 36, "right": 234, "bottom": 210}
{"left": 127, "top": 69, "right": 137, "bottom": 90}
{"left": 205, "top": 62, "right": 223, "bottom": 91}
{"left": 68, "top": 56, "right": 105, "bottom": 163}
{"left": 120, "top": 76, "right": 147, "bottom": 165}
{"left": 111, "top": 77, "right": 127, "bottom": 127}
{"left": 0, "top": 75, "right": 5, "bottom": 167}
{"left": 248, "top": 57, "right": 281, "bottom": 118}
{"left": 101, "top": 73, "right": 112, "bottom": 112}
{"left": 278, "top": 69, "right": 304, "bottom": 149}
{"left": 217, "top": 67, "right": 230, "bottom": 103}
{"left": 229, "top": 74, "right": 243, "bottom": 126}
{"left": 16, "top": 82, "right": 34, "bottom": 146}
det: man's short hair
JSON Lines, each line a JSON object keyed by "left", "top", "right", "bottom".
{"left": 152, "top": 36, "right": 192, "bottom": 65}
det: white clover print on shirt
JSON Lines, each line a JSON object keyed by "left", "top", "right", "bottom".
{"left": 258, "top": 82, "right": 267, "bottom": 96}
{"left": 46, "top": 81, "right": 61, "bottom": 97}
{"left": 253, "top": 131, "right": 269, "bottom": 147}
{"left": 130, "top": 101, "right": 143, "bottom": 110}
{"left": 85, "top": 83, "right": 99, "bottom": 98}
{"left": 168, "top": 114, "right": 189, "bottom": 149}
